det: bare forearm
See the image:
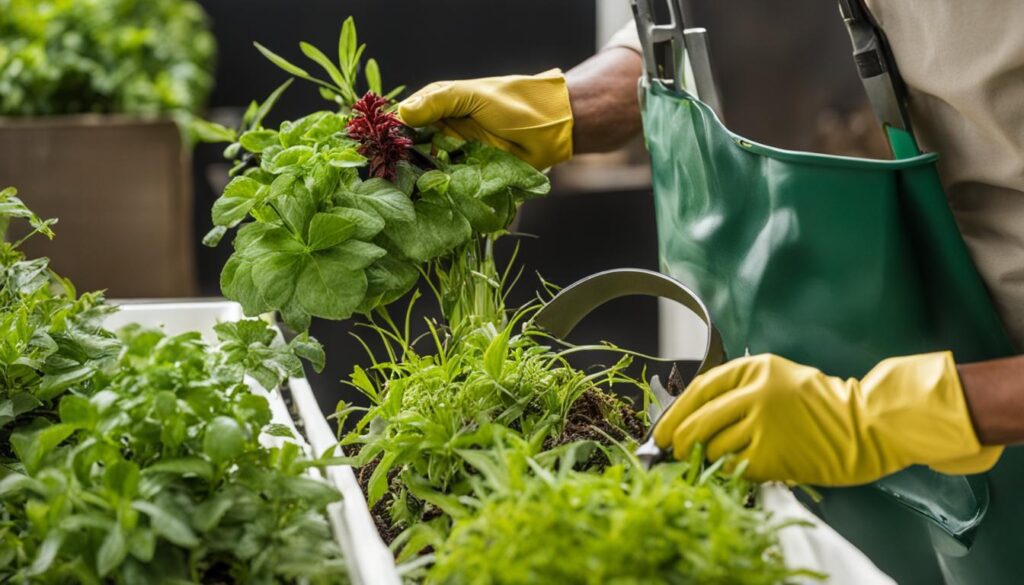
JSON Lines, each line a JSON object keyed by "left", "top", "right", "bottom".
{"left": 959, "top": 355, "right": 1024, "bottom": 444}
{"left": 565, "top": 48, "right": 644, "bottom": 154}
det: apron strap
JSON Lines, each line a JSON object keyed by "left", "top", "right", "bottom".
{"left": 837, "top": 0, "right": 921, "bottom": 158}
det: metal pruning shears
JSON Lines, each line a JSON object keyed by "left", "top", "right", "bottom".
{"left": 530, "top": 269, "right": 725, "bottom": 468}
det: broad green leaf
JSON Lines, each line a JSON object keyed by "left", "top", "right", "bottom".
{"left": 192, "top": 491, "right": 236, "bottom": 533}
{"left": 59, "top": 394, "right": 97, "bottom": 429}
{"left": 239, "top": 130, "right": 280, "bottom": 153}
{"left": 38, "top": 366, "right": 94, "bottom": 400}
{"left": 212, "top": 176, "right": 264, "bottom": 228}
{"left": 316, "top": 240, "right": 386, "bottom": 271}
{"left": 363, "top": 255, "right": 420, "bottom": 308}
{"left": 417, "top": 170, "right": 451, "bottom": 196}
{"left": 103, "top": 460, "right": 140, "bottom": 498}
{"left": 252, "top": 252, "right": 304, "bottom": 307}
{"left": 290, "top": 334, "right": 326, "bottom": 373}
{"left": 263, "top": 145, "right": 315, "bottom": 175}
{"left": 132, "top": 501, "right": 200, "bottom": 548}
{"left": 336, "top": 178, "right": 415, "bottom": 224}
{"left": 295, "top": 254, "right": 367, "bottom": 320}
{"left": 307, "top": 212, "right": 358, "bottom": 251}
{"left": 325, "top": 148, "right": 367, "bottom": 169}
{"left": 280, "top": 112, "right": 329, "bottom": 147}
{"left": 328, "top": 207, "right": 384, "bottom": 240}
{"left": 383, "top": 195, "right": 472, "bottom": 262}
{"left": 202, "top": 416, "right": 248, "bottom": 463}
{"left": 270, "top": 175, "right": 317, "bottom": 238}
{"left": 12, "top": 423, "right": 76, "bottom": 473}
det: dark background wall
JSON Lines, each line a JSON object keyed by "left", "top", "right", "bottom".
{"left": 192, "top": 0, "right": 880, "bottom": 422}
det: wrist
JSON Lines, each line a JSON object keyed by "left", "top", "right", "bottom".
{"left": 958, "top": 354, "right": 1024, "bottom": 445}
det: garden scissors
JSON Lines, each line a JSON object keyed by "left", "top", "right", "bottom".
{"left": 530, "top": 268, "right": 725, "bottom": 469}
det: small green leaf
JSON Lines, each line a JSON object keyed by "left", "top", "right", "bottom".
{"left": 203, "top": 226, "right": 228, "bottom": 247}
{"left": 28, "top": 530, "right": 63, "bottom": 576}
{"left": 239, "top": 130, "right": 280, "bottom": 153}
{"left": 191, "top": 119, "right": 237, "bottom": 144}
{"left": 254, "top": 42, "right": 312, "bottom": 79}
{"left": 263, "top": 423, "right": 295, "bottom": 438}
{"left": 143, "top": 458, "right": 215, "bottom": 481}
{"left": 97, "top": 526, "right": 127, "bottom": 577}
{"left": 263, "top": 145, "right": 315, "bottom": 175}
{"left": 325, "top": 148, "right": 367, "bottom": 169}
{"left": 59, "top": 394, "right": 97, "bottom": 429}
{"left": 300, "top": 41, "right": 347, "bottom": 89}
{"left": 365, "top": 58, "right": 382, "bottom": 95}
{"left": 417, "top": 170, "right": 451, "bottom": 196}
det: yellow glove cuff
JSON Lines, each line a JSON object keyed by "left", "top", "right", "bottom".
{"left": 865, "top": 351, "right": 998, "bottom": 475}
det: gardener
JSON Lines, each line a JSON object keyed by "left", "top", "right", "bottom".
{"left": 399, "top": 3, "right": 1024, "bottom": 583}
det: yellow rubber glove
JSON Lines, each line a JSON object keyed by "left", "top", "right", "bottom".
{"left": 398, "top": 69, "right": 574, "bottom": 170}
{"left": 653, "top": 352, "right": 1002, "bottom": 486}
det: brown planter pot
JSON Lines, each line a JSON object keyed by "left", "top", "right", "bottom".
{"left": 0, "top": 115, "right": 197, "bottom": 297}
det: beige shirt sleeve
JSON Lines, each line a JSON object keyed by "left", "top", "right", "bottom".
{"left": 866, "top": 0, "right": 1024, "bottom": 350}
{"left": 604, "top": 20, "right": 642, "bottom": 54}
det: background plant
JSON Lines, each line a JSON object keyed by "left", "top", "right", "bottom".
{"left": 0, "top": 0, "right": 215, "bottom": 117}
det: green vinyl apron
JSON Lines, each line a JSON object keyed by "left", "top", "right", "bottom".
{"left": 641, "top": 80, "right": 1024, "bottom": 585}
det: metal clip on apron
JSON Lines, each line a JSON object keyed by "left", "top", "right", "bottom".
{"left": 631, "top": 1, "right": 1021, "bottom": 584}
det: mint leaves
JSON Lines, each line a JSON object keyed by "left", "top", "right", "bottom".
{"left": 196, "top": 20, "right": 550, "bottom": 332}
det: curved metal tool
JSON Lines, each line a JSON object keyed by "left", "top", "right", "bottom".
{"left": 530, "top": 268, "right": 726, "bottom": 467}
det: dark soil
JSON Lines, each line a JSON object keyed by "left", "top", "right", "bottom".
{"left": 356, "top": 456, "right": 405, "bottom": 544}
{"left": 544, "top": 388, "right": 646, "bottom": 470}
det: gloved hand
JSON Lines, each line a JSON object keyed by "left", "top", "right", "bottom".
{"left": 653, "top": 352, "right": 1002, "bottom": 486}
{"left": 398, "top": 69, "right": 574, "bottom": 170}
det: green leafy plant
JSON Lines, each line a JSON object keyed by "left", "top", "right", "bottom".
{"left": 424, "top": 439, "right": 816, "bottom": 585}
{"left": 196, "top": 18, "right": 550, "bottom": 332}
{"left": 0, "top": 191, "right": 346, "bottom": 583}
{"left": 198, "top": 17, "right": 814, "bottom": 585}
{"left": 337, "top": 263, "right": 646, "bottom": 554}
{"left": 0, "top": 187, "right": 119, "bottom": 453}
{"left": 0, "top": 0, "right": 215, "bottom": 117}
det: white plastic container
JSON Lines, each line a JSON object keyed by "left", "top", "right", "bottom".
{"left": 106, "top": 300, "right": 893, "bottom": 585}
{"left": 105, "top": 299, "right": 402, "bottom": 585}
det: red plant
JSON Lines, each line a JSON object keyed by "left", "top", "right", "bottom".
{"left": 346, "top": 92, "right": 412, "bottom": 181}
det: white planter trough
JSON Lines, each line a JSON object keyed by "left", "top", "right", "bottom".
{"left": 105, "top": 299, "right": 402, "bottom": 585}
{"left": 104, "top": 300, "right": 893, "bottom": 585}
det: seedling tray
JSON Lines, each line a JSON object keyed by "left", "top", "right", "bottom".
{"left": 105, "top": 299, "right": 402, "bottom": 585}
